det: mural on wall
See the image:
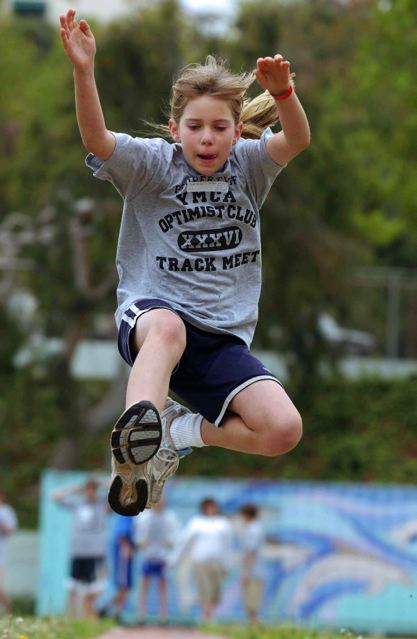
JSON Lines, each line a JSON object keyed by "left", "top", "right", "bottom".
{"left": 39, "top": 472, "right": 417, "bottom": 632}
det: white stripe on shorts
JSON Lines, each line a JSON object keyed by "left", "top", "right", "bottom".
{"left": 215, "top": 375, "right": 281, "bottom": 426}
{"left": 121, "top": 303, "right": 149, "bottom": 328}
{"left": 121, "top": 312, "right": 136, "bottom": 328}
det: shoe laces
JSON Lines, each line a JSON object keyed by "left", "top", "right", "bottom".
{"left": 151, "top": 446, "right": 179, "bottom": 482}
{"left": 149, "top": 446, "right": 179, "bottom": 505}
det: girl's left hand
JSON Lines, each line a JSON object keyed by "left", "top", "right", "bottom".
{"left": 255, "top": 54, "right": 292, "bottom": 96}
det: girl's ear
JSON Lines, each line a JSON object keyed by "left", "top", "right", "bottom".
{"left": 233, "top": 121, "right": 244, "bottom": 144}
{"left": 169, "top": 118, "right": 181, "bottom": 142}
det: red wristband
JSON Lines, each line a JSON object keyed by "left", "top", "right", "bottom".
{"left": 271, "top": 85, "right": 293, "bottom": 101}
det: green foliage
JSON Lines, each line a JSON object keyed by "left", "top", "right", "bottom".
{"left": 0, "top": 616, "right": 114, "bottom": 639}
{"left": 0, "top": 363, "right": 73, "bottom": 526}
{"left": 10, "top": 595, "right": 35, "bottom": 616}
{"left": 96, "top": 0, "right": 186, "bottom": 130}
{"left": 341, "top": 0, "right": 417, "bottom": 266}
{"left": 301, "top": 374, "right": 417, "bottom": 483}
{"left": 233, "top": 0, "right": 284, "bottom": 66}
{"left": 0, "top": 303, "right": 111, "bottom": 527}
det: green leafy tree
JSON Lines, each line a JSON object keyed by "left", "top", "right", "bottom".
{"left": 346, "top": 0, "right": 417, "bottom": 267}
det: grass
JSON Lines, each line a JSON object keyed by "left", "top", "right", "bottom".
{"left": 0, "top": 618, "right": 409, "bottom": 639}
{"left": 0, "top": 616, "right": 114, "bottom": 639}
{"left": 204, "top": 625, "right": 384, "bottom": 639}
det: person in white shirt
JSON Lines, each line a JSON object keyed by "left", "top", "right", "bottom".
{"left": 0, "top": 490, "right": 18, "bottom": 613}
{"left": 171, "top": 497, "right": 233, "bottom": 621}
{"left": 134, "top": 496, "right": 180, "bottom": 625}
{"left": 237, "top": 503, "right": 266, "bottom": 623}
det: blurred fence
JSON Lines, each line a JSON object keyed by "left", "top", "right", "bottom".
{"left": 354, "top": 267, "right": 417, "bottom": 359}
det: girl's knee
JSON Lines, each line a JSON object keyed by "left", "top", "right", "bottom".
{"left": 139, "top": 310, "right": 186, "bottom": 355}
{"left": 258, "top": 410, "right": 303, "bottom": 457}
{"left": 154, "top": 313, "right": 186, "bottom": 348}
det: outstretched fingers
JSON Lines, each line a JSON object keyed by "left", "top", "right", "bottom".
{"left": 79, "top": 18, "right": 92, "bottom": 36}
{"left": 255, "top": 53, "right": 292, "bottom": 94}
{"left": 59, "top": 14, "right": 68, "bottom": 37}
{"left": 59, "top": 17, "right": 70, "bottom": 50}
{"left": 276, "top": 56, "right": 291, "bottom": 74}
{"left": 59, "top": 9, "right": 77, "bottom": 37}
{"left": 67, "top": 8, "right": 77, "bottom": 31}
{"left": 257, "top": 55, "right": 290, "bottom": 72}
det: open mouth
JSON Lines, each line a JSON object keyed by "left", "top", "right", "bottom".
{"left": 197, "top": 154, "right": 217, "bottom": 161}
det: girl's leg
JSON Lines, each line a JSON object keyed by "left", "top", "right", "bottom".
{"left": 157, "top": 575, "right": 168, "bottom": 623}
{"left": 83, "top": 591, "right": 99, "bottom": 619}
{"left": 138, "top": 575, "right": 151, "bottom": 622}
{"left": 67, "top": 588, "right": 78, "bottom": 617}
{"left": 126, "top": 309, "right": 186, "bottom": 411}
{"left": 201, "top": 380, "right": 302, "bottom": 456}
{"left": 113, "top": 586, "right": 129, "bottom": 613}
{"left": 149, "top": 380, "right": 301, "bottom": 508}
{"left": 109, "top": 308, "right": 187, "bottom": 516}
{"left": 203, "top": 602, "right": 214, "bottom": 621}
{"left": 0, "top": 574, "right": 11, "bottom": 613}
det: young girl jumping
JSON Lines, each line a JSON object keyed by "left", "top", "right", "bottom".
{"left": 60, "top": 9, "right": 310, "bottom": 516}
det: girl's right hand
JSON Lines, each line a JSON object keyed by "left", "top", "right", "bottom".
{"left": 59, "top": 9, "right": 96, "bottom": 70}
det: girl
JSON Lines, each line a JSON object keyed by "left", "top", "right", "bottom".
{"left": 60, "top": 9, "right": 310, "bottom": 516}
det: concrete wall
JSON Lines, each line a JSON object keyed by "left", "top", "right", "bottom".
{"left": 4, "top": 531, "right": 39, "bottom": 597}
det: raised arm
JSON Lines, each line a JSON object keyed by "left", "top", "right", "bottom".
{"left": 59, "top": 9, "right": 115, "bottom": 160}
{"left": 255, "top": 54, "right": 310, "bottom": 166}
{"left": 51, "top": 482, "right": 83, "bottom": 503}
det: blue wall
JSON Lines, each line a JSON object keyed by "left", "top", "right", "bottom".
{"left": 38, "top": 470, "right": 417, "bottom": 631}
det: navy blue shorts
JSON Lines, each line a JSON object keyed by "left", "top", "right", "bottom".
{"left": 142, "top": 559, "right": 166, "bottom": 578}
{"left": 70, "top": 557, "right": 104, "bottom": 584}
{"left": 118, "top": 298, "right": 280, "bottom": 425}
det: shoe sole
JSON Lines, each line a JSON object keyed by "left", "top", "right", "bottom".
{"left": 111, "top": 400, "right": 162, "bottom": 465}
{"left": 108, "top": 475, "right": 148, "bottom": 516}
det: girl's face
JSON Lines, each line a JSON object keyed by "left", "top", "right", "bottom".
{"left": 169, "top": 95, "right": 243, "bottom": 176}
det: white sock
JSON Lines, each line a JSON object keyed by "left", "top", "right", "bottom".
{"left": 170, "top": 412, "right": 206, "bottom": 449}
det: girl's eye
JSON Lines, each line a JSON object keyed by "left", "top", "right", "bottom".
{"left": 186, "top": 124, "right": 228, "bottom": 131}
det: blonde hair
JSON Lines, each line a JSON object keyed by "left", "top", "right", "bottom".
{"left": 155, "top": 55, "right": 282, "bottom": 140}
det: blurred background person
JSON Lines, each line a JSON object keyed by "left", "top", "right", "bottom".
{"left": 98, "top": 513, "right": 135, "bottom": 623}
{"left": 237, "top": 503, "right": 266, "bottom": 624}
{"left": 170, "top": 497, "right": 233, "bottom": 622}
{"left": 0, "top": 490, "right": 18, "bottom": 613}
{"left": 52, "top": 478, "right": 109, "bottom": 618}
{"left": 135, "top": 496, "right": 179, "bottom": 626}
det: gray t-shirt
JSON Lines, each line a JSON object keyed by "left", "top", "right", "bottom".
{"left": 60, "top": 494, "right": 108, "bottom": 558}
{"left": 86, "top": 129, "right": 283, "bottom": 347}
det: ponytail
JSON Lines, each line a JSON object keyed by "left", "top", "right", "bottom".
{"left": 240, "top": 91, "right": 280, "bottom": 140}
{"left": 240, "top": 72, "right": 295, "bottom": 139}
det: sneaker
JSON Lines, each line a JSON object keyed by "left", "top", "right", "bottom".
{"left": 147, "top": 398, "right": 193, "bottom": 507}
{"left": 108, "top": 400, "right": 162, "bottom": 516}
{"left": 108, "top": 456, "right": 153, "bottom": 516}
{"left": 111, "top": 400, "right": 162, "bottom": 465}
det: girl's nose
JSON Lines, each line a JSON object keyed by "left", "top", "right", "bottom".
{"left": 201, "top": 127, "right": 214, "bottom": 144}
